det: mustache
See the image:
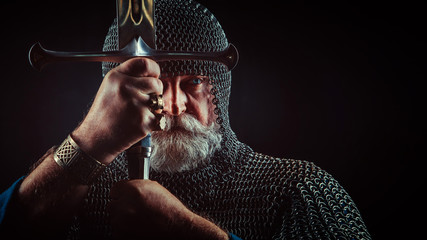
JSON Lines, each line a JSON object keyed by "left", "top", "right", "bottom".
{"left": 160, "top": 114, "right": 214, "bottom": 134}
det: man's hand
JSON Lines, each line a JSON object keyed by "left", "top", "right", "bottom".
{"left": 109, "top": 180, "right": 228, "bottom": 240}
{"left": 72, "top": 58, "right": 163, "bottom": 165}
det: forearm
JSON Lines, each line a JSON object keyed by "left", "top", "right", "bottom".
{"left": 17, "top": 147, "right": 89, "bottom": 235}
{"left": 187, "top": 213, "right": 229, "bottom": 240}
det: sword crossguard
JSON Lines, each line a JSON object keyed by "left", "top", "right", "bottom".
{"left": 28, "top": 37, "right": 239, "bottom": 72}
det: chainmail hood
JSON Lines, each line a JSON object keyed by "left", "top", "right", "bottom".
{"left": 102, "top": 0, "right": 238, "bottom": 160}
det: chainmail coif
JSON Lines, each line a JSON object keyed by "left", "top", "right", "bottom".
{"left": 67, "top": 0, "right": 371, "bottom": 239}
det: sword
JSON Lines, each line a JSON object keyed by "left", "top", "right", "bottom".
{"left": 117, "top": 0, "right": 156, "bottom": 180}
{"left": 29, "top": 0, "right": 239, "bottom": 180}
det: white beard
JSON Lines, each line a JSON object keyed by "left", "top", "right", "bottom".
{"left": 150, "top": 113, "right": 222, "bottom": 173}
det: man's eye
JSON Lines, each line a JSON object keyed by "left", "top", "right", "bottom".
{"left": 191, "top": 78, "right": 203, "bottom": 85}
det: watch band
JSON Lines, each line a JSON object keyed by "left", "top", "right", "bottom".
{"left": 54, "top": 134, "right": 107, "bottom": 185}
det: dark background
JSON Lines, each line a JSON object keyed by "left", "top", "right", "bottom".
{"left": 0, "top": 0, "right": 424, "bottom": 239}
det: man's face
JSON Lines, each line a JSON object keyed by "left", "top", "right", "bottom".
{"left": 150, "top": 75, "right": 222, "bottom": 173}
{"left": 160, "top": 75, "right": 216, "bottom": 125}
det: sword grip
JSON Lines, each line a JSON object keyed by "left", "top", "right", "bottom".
{"left": 127, "top": 134, "right": 152, "bottom": 180}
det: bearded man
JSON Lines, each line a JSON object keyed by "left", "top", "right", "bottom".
{"left": 0, "top": 0, "right": 371, "bottom": 239}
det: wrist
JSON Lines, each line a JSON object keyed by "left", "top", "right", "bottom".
{"left": 54, "top": 134, "right": 107, "bottom": 185}
{"left": 71, "top": 127, "right": 117, "bottom": 165}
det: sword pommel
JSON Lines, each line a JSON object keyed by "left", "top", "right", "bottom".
{"left": 29, "top": 43, "right": 47, "bottom": 71}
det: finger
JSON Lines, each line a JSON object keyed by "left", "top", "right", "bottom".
{"left": 131, "top": 77, "right": 163, "bottom": 96}
{"left": 125, "top": 87, "right": 151, "bottom": 108}
{"left": 139, "top": 109, "right": 157, "bottom": 135}
{"left": 126, "top": 86, "right": 162, "bottom": 111}
{"left": 122, "top": 77, "right": 163, "bottom": 110}
{"left": 115, "top": 57, "right": 161, "bottom": 78}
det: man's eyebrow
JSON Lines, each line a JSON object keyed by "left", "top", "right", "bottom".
{"left": 182, "top": 75, "right": 209, "bottom": 81}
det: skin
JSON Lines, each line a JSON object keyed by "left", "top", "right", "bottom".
{"left": 17, "top": 57, "right": 227, "bottom": 239}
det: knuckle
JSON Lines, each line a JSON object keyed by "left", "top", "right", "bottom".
{"left": 142, "top": 111, "right": 156, "bottom": 126}
{"left": 138, "top": 180, "right": 154, "bottom": 195}
{"left": 153, "top": 78, "right": 164, "bottom": 93}
{"left": 106, "top": 70, "right": 137, "bottom": 98}
{"left": 150, "top": 78, "right": 163, "bottom": 93}
{"left": 133, "top": 77, "right": 161, "bottom": 94}
{"left": 140, "top": 77, "right": 163, "bottom": 94}
{"left": 105, "top": 70, "right": 120, "bottom": 84}
{"left": 138, "top": 58, "right": 154, "bottom": 75}
{"left": 152, "top": 61, "right": 161, "bottom": 77}
{"left": 135, "top": 182, "right": 150, "bottom": 200}
{"left": 141, "top": 77, "right": 156, "bottom": 90}
{"left": 140, "top": 58, "right": 160, "bottom": 77}
{"left": 106, "top": 70, "right": 128, "bottom": 87}
{"left": 116, "top": 57, "right": 160, "bottom": 78}
{"left": 138, "top": 57, "right": 150, "bottom": 69}
{"left": 135, "top": 112, "right": 154, "bottom": 134}
{"left": 133, "top": 111, "right": 154, "bottom": 136}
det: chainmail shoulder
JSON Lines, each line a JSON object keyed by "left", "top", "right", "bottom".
{"left": 230, "top": 151, "right": 371, "bottom": 239}
{"left": 67, "top": 140, "right": 371, "bottom": 240}
{"left": 152, "top": 145, "right": 371, "bottom": 240}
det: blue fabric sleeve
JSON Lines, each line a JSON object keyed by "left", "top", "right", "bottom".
{"left": 0, "top": 176, "right": 25, "bottom": 224}
{"left": 229, "top": 232, "right": 243, "bottom": 240}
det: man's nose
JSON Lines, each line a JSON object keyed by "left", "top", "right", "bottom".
{"left": 162, "top": 84, "right": 187, "bottom": 116}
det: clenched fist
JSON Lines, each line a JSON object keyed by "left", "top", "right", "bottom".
{"left": 72, "top": 57, "right": 163, "bottom": 165}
